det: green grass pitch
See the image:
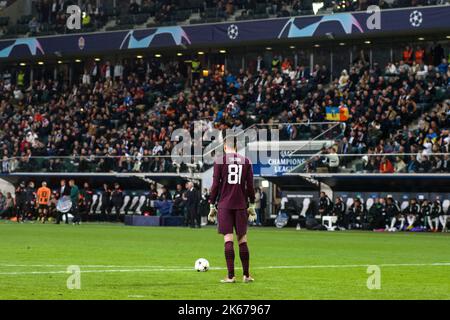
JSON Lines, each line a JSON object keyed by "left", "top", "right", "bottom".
{"left": 0, "top": 222, "right": 449, "bottom": 300}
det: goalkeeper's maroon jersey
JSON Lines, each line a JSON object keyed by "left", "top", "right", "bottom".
{"left": 209, "top": 153, "right": 255, "bottom": 210}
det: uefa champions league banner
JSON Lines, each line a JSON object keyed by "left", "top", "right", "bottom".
{"left": 0, "top": 6, "right": 449, "bottom": 59}
{"left": 253, "top": 151, "right": 307, "bottom": 176}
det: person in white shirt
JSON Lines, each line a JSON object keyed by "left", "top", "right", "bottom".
{"left": 152, "top": 142, "right": 163, "bottom": 155}
{"left": 114, "top": 61, "right": 124, "bottom": 79}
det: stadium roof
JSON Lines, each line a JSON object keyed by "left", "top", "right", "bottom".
{"left": 0, "top": 172, "right": 195, "bottom": 189}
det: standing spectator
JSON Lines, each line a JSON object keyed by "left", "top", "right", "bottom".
{"left": 327, "top": 147, "right": 339, "bottom": 173}
{"left": 402, "top": 46, "right": 413, "bottom": 65}
{"left": 200, "top": 188, "right": 210, "bottom": 226}
{"left": 185, "top": 181, "right": 200, "bottom": 228}
{"left": 111, "top": 182, "right": 124, "bottom": 221}
{"left": 172, "top": 183, "right": 185, "bottom": 216}
{"left": 25, "top": 181, "right": 36, "bottom": 221}
{"left": 80, "top": 182, "right": 94, "bottom": 216}
{"left": 69, "top": 179, "right": 81, "bottom": 225}
{"left": 28, "top": 17, "right": 40, "bottom": 34}
{"left": 15, "top": 181, "right": 27, "bottom": 222}
{"left": 100, "top": 183, "right": 112, "bottom": 221}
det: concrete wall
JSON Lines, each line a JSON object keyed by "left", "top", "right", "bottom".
{"left": 0, "top": 178, "right": 15, "bottom": 195}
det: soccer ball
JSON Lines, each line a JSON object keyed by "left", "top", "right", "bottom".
{"left": 409, "top": 10, "right": 423, "bottom": 27}
{"left": 194, "top": 258, "right": 210, "bottom": 272}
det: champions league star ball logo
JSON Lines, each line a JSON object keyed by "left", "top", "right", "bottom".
{"left": 409, "top": 10, "right": 423, "bottom": 27}
{"left": 227, "top": 24, "right": 239, "bottom": 40}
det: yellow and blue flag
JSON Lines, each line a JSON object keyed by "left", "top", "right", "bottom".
{"left": 326, "top": 106, "right": 349, "bottom": 121}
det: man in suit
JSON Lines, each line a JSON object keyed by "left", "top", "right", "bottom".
{"left": 185, "top": 181, "right": 200, "bottom": 228}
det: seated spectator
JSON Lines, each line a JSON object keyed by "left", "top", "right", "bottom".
{"left": 28, "top": 17, "right": 40, "bottom": 33}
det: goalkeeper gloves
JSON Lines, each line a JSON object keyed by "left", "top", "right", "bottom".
{"left": 208, "top": 204, "right": 218, "bottom": 223}
{"left": 247, "top": 203, "right": 257, "bottom": 222}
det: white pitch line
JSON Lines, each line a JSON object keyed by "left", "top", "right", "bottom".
{"left": 0, "top": 264, "right": 176, "bottom": 268}
{"left": 0, "top": 262, "right": 450, "bottom": 275}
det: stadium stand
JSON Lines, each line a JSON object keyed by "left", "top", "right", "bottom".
{"left": 0, "top": 44, "right": 448, "bottom": 174}
{"left": 0, "top": 1, "right": 448, "bottom": 227}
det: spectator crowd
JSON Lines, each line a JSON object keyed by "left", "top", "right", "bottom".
{"left": 0, "top": 42, "right": 448, "bottom": 175}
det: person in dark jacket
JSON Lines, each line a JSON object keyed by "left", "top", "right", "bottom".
{"left": 386, "top": 196, "right": 402, "bottom": 231}
{"left": 368, "top": 198, "right": 386, "bottom": 230}
{"left": 25, "top": 181, "right": 36, "bottom": 221}
{"left": 172, "top": 184, "right": 185, "bottom": 217}
{"left": 69, "top": 179, "right": 81, "bottom": 225}
{"left": 185, "top": 181, "right": 200, "bottom": 228}
{"left": 111, "top": 182, "right": 124, "bottom": 221}
{"left": 100, "top": 183, "right": 111, "bottom": 221}
{"left": 80, "top": 182, "right": 94, "bottom": 216}
{"left": 15, "top": 181, "right": 27, "bottom": 223}
{"left": 349, "top": 198, "right": 366, "bottom": 229}
{"left": 333, "top": 197, "right": 347, "bottom": 229}
{"left": 318, "top": 192, "right": 332, "bottom": 217}
{"left": 404, "top": 198, "right": 420, "bottom": 230}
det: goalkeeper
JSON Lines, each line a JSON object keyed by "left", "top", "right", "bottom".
{"left": 207, "top": 138, "right": 256, "bottom": 284}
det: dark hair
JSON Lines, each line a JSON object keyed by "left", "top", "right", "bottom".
{"left": 224, "top": 136, "right": 237, "bottom": 151}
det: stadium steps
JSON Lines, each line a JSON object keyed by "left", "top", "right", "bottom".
{"left": 228, "top": 9, "right": 245, "bottom": 21}
{"left": 100, "top": 18, "right": 117, "bottom": 33}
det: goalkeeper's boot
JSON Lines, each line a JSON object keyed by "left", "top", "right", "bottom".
{"left": 220, "top": 277, "right": 236, "bottom": 283}
{"left": 243, "top": 276, "right": 254, "bottom": 283}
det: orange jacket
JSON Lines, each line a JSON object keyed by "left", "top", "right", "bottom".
{"left": 37, "top": 187, "right": 51, "bottom": 205}
{"left": 415, "top": 49, "right": 424, "bottom": 64}
{"left": 403, "top": 49, "right": 413, "bottom": 64}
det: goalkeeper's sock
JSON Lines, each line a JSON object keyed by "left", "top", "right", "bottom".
{"left": 224, "top": 241, "right": 235, "bottom": 279}
{"left": 239, "top": 242, "right": 250, "bottom": 277}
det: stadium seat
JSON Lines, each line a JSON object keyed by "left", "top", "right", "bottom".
{"left": 120, "top": 195, "right": 131, "bottom": 214}
{"left": 443, "top": 200, "right": 450, "bottom": 214}
{"left": 346, "top": 198, "right": 354, "bottom": 209}
{"left": 401, "top": 201, "right": 409, "bottom": 212}
{"left": 135, "top": 195, "right": 147, "bottom": 214}
{"left": 96, "top": 194, "right": 103, "bottom": 214}
{"left": 300, "top": 198, "right": 311, "bottom": 217}
{"left": 91, "top": 194, "right": 99, "bottom": 213}
{"left": 280, "top": 197, "right": 288, "bottom": 210}
{"left": 366, "top": 198, "right": 374, "bottom": 211}
{"left": 128, "top": 196, "right": 140, "bottom": 213}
